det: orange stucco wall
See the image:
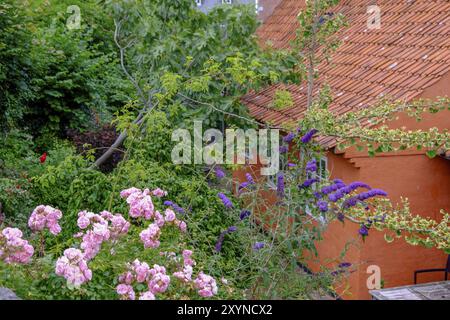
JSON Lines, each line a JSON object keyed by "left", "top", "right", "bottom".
{"left": 309, "top": 73, "right": 450, "bottom": 299}
{"left": 312, "top": 151, "right": 450, "bottom": 300}
{"left": 235, "top": 72, "right": 450, "bottom": 299}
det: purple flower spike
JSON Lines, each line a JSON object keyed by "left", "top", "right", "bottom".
{"left": 245, "top": 173, "right": 254, "bottom": 184}
{"left": 338, "top": 262, "right": 352, "bottom": 268}
{"left": 215, "top": 226, "right": 237, "bottom": 253}
{"left": 253, "top": 242, "right": 265, "bottom": 251}
{"left": 359, "top": 225, "right": 369, "bottom": 237}
{"left": 301, "top": 129, "right": 318, "bottom": 143}
{"left": 283, "top": 132, "right": 296, "bottom": 143}
{"left": 215, "top": 167, "right": 226, "bottom": 179}
{"left": 218, "top": 193, "right": 233, "bottom": 209}
{"left": 306, "top": 159, "right": 317, "bottom": 173}
{"left": 164, "top": 201, "right": 185, "bottom": 214}
{"left": 240, "top": 210, "right": 251, "bottom": 220}
{"left": 277, "top": 173, "right": 285, "bottom": 198}
{"left": 317, "top": 201, "right": 329, "bottom": 212}
{"left": 238, "top": 181, "right": 250, "bottom": 191}
{"left": 300, "top": 178, "right": 318, "bottom": 189}
{"left": 279, "top": 145, "right": 288, "bottom": 154}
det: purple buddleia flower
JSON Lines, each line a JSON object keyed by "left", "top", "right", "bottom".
{"left": 340, "top": 181, "right": 371, "bottom": 195}
{"left": 338, "top": 262, "right": 352, "bottom": 268}
{"left": 314, "top": 191, "right": 323, "bottom": 199}
{"left": 279, "top": 145, "right": 288, "bottom": 154}
{"left": 215, "top": 167, "right": 226, "bottom": 179}
{"left": 283, "top": 132, "right": 296, "bottom": 143}
{"left": 322, "top": 181, "right": 346, "bottom": 195}
{"left": 317, "top": 201, "right": 329, "bottom": 212}
{"left": 343, "top": 197, "right": 359, "bottom": 208}
{"left": 215, "top": 233, "right": 225, "bottom": 252}
{"left": 245, "top": 173, "right": 254, "bottom": 184}
{"left": 164, "top": 201, "right": 185, "bottom": 214}
{"left": 337, "top": 212, "right": 345, "bottom": 222}
{"left": 359, "top": 225, "right": 369, "bottom": 237}
{"left": 215, "top": 226, "right": 237, "bottom": 252}
{"left": 218, "top": 193, "right": 233, "bottom": 209}
{"left": 301, "top": 129, "right": 318, "bottom": 143}
{"left": 287, "top": 163, "right": 297, "bottom": 167}
{"left": 356, "top": 189, "right": 388, "bottom": 201}
{"left": 253, "top": 242, "right": 265, "bottom": 251}
{"left": 238, "top": 181, "right": 250, "bottom": 191}
{"left": 305, "top": 160, "right": 317, "bottom": 173}
{"left": 331, "top": 270, "right": 344, "bottom": 277}
{"left": 277, "top": 173, "right": 285, "bottom": 198}
{"left": 300, "top": 178, "right": 318, "bottom": 189}
{"left": 328, "top": 190, "right": 345, "bottom": 202}
{"left": 239, "top": 210, "right": 251, "bottom": 220}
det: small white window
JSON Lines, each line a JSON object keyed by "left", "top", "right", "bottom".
{"left": 195, "top": 0, "right": 202, "bottom": 6}
{"left": 222, "top": 0, "right": 233, "bottom": 4}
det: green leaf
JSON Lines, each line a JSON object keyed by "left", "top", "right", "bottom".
{"left": 426, "top": 150, "right": 437, "bottom": 158}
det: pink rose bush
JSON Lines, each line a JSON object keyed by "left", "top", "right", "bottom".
{"left": 117, "top": 249, "right": 218, "bottom": 300}
{"left": 140, "top": 223, "right": 161, "bottom": 249}
{"left": 116, "top": 260, "right": 170, "bottom": 300}
{"left": 55, "top": 248, "right": 92, "bottom": 286}
{"left": 120, "top": 187, "right": 155, "bottom": 219}
{"left": 28, "top": 205, "right": 63, "bottom": 235}
{"left": 76, "top": 210, "right": 130, "bottom": 261}
{"left": 194, "top": 272, "right": 218, "bottom": 298}
{"left": 0, "top": 227, "right": 34, "bottom": 264}
{"left": 173, "top": 250, "right": 195, "bottom": 283}
{"left": 2, "top": 186, "right": 219, "bottom": 299}
{"left": 121, "top": 187, "right": 186, "bottom": 250}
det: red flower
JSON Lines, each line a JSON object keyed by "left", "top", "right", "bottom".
{"left": 40, "top": 152, "right": 47, "bottom": 164}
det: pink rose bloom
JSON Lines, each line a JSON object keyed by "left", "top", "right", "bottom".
{"left": 28, "top": 205, "right": 62, "bottom": 235}
{"left": 120, "top": 187, "right": 141, "bottom": 199}
{"left": 152, "top": 188, "right": 168, "bottom": 198}
{"left": 194, "top": 272, "right": 218, "bottom": 298}
{"left": 178, "top": 220, "right": 187, "bottom": 233}
{"left": 154, "top": 211, "right": 165, "bottom": 227}
{"left": 164, "top": 209, "right": 176, "bottom": 222}
{"left": 139, "top": 291, "right": 156, "bottom": 300}
{"left": 139, "top": 223, "right": 161, "bottom": 249}
{"left": 116, "top": 284, "right": 135, "bottom": 300}
{"left": 55, "top": 248, "right": 92, "bottom": 286}
{"left": 148, "top": 265, "right": 170, "bottom": 294}
{"left": 0, "top": 227, "right": 34, "bottom": 264}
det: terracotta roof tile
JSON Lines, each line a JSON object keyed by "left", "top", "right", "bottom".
{"left": 244, "top": 0, "right": 450, "bottom": 144}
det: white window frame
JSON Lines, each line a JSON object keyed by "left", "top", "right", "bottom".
{"left": 222, "top": 0, "right": 233, "bottom": 4}
{"left": 195, "top": 0, "right": 202, "bottom": 7}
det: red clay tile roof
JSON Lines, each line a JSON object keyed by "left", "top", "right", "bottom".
{"left": 243, "top": 0, "right": 450, "bottom": 146}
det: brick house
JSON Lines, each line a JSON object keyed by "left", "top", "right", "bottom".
{"left": 239, "top": 0, "right": 450, "bottom": 299}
